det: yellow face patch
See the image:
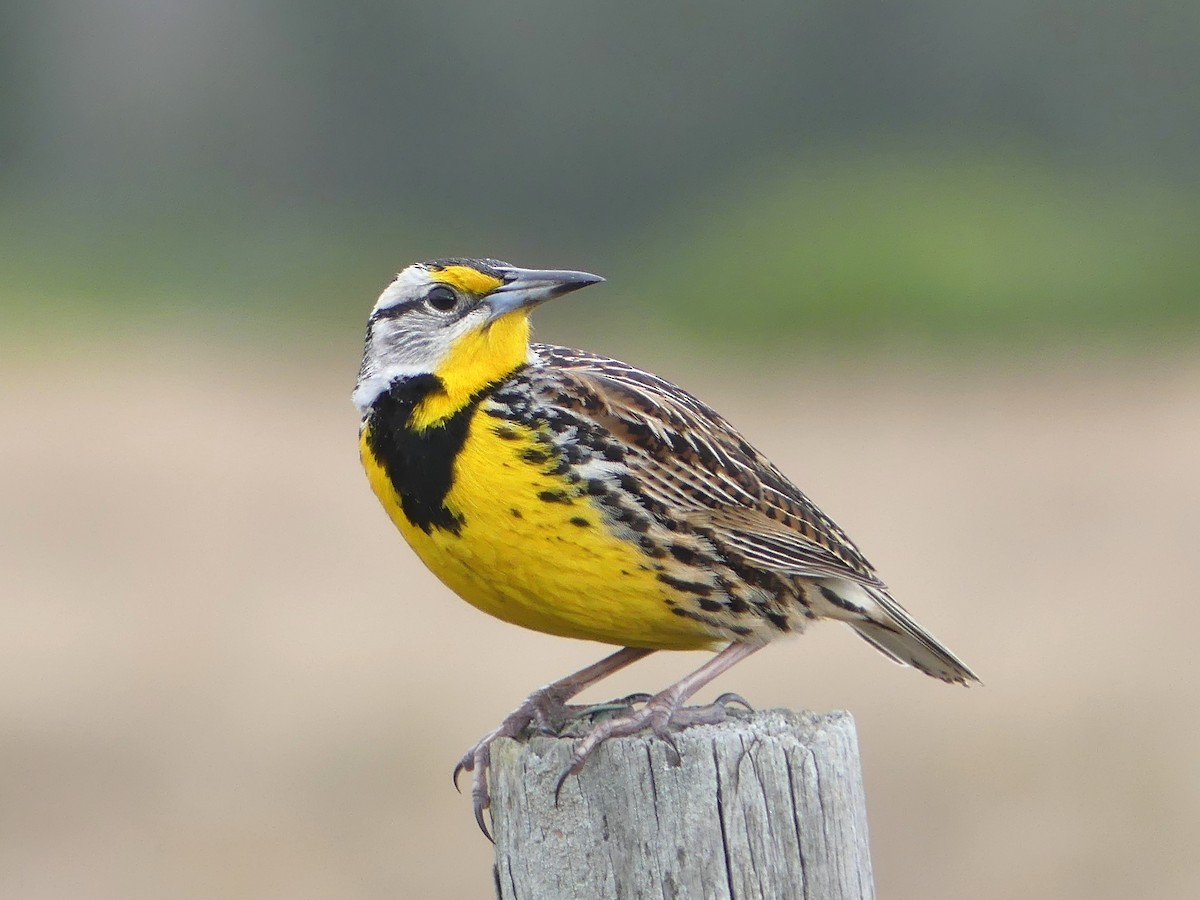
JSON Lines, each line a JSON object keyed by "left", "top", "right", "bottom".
{"left": 412, "top": 312, "right": 531, "bottom": 429}
{"left": 431, "top": 265, "right": 505, "bottom": 296}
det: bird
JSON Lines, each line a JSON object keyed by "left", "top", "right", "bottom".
{"left": 353, "top": 257, "right": 977, "bottom": 837}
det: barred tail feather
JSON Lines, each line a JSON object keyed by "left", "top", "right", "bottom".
{"left": 816, "top": 580, "right": 979, "bottom": 685}
{"left": 851, "top": 621, "right": 978, "bottom": 685}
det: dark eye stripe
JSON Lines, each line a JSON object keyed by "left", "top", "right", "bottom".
{"left": 370, "top": 297, "right": 425, "bottom": 322}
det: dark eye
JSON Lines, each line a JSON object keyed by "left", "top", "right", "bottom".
{"left": 426, "top": 286, "right": 459, "bottom": 312}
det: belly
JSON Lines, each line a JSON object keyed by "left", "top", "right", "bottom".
{"left": 360, "top": 412, "right": 719, "bottom": 650}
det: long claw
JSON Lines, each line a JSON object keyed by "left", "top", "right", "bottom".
{"left": 451, "top": 670, "right": 621, "bottom": 835}
{"left": 451, "top": 725, "right": 511, "bottom": 843}
{"left": 712, "top": 691, "right": 754, "bottom": 711}
{"left": 472, "top": 766, "right": 493, "bottom": 842}
{"left": 553, "top": 767, "right": 571, "bottom": 807}
{"left": 452, "top": 747, "right": 478, "bottom": 792}
{"left": 474, "top": 802, "right": 492, "bottom": 841}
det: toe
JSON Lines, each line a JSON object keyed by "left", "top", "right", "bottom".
{"left": 712, "top": 691, "right": 754, "bottom": 711}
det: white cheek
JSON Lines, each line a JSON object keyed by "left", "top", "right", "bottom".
{"left": 352, "top": 319, "right": 446, "bottom": 414}
{"left": 354, "top": 305, "right": 490, "bottom": 415}
{"left": 379, "top": 317, "right": 451, "bottom": 373}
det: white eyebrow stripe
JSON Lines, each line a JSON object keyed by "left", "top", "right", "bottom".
{"left": 374, "top": 265, "right": 433, "bottom": 312}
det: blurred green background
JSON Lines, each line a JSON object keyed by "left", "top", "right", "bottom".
{"left": 3, "top": 0, "right": 1198, "bottom": 347}
{"left": 3, "top": 3, "right": 1199, "bottom": 900}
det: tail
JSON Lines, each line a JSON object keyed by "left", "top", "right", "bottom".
{"left": 817, "top": 579, "right": 980, "bottom": 685}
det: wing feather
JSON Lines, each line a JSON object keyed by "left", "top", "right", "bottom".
{"left": 529, "top": 344, "right": 883, "bottom": 587}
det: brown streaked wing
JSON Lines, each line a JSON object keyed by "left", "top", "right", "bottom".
{"left": 531, "top": 344, "right": 883, "bottom": 587}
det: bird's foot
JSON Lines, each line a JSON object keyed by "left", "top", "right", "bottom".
{"left": 452, "top": 684, "right": 576, "bottom": 841}
{"left": 553, "top": 691, "right": 753, "bottom": 800}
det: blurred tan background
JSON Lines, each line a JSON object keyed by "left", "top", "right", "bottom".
{"left": 3, "top": 3, "right": 1200, "bottom": 899}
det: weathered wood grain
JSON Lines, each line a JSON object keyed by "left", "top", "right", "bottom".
{"left": 490, "top": 709, "right": 874, "bottom": 900}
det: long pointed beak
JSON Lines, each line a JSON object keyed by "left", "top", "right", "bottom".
{"left": 486, "top": 266, "right": 604, "bottom": 321}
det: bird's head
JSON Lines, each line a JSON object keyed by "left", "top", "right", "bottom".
{"left": 353, "top": 258, "right": 603, "bottom": 423}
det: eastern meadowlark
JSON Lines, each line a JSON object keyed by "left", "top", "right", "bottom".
{"left": 354, "top": 258, "right": 977, "bottom": 836}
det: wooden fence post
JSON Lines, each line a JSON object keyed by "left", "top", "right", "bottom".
{"left": 489, "top": 708, "right": 875, "bottom": 900}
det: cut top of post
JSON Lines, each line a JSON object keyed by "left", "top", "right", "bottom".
{"left": 490, "top": 708, "right": 875, "bottom": 900}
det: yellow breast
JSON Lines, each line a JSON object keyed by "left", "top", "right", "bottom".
{"left": 360, "top": 409, "right": 717, "bottom": 651}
